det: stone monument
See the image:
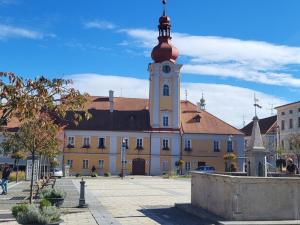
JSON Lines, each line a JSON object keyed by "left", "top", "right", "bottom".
{"left": 245, "top": 115, "right": 267, "bottom": 176}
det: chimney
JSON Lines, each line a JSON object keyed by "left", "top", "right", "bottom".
{"left": 109, "top": 90, "right": 114, "bottom": 112}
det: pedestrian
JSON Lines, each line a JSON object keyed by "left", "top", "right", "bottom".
{"left": 91, "top": 165, "right": 96, "bottom": 173}
{"left": 286, "top": 158, "right": 297, "bottom": 175}
{"left": 0, "top": 163, "right": 12, "bottom": 195}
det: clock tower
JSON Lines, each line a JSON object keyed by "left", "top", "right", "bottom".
{"left": 148, "top": 1, "right": 182, "bottom": 129}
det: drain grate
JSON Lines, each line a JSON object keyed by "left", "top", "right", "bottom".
{"left": 10, "top": 196, "right": 26, "bottom": 200}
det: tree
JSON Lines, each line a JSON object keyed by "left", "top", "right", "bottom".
{"left": 11, "top": 151, "right": 27, "bottom": 183}
{"left": 289, "top": 133, "right": 300, "bottom": 167}
{"left": 0, "top": 72, "right": 89, "bottom": 126}
{"left": 4, "top": 115, "right": 60, "bottom": 203}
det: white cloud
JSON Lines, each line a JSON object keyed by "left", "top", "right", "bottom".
{"left": 0, "top": 0, "right": 19, "bottom": 5}
{"left": 84, "top": 20, "right": 116, "bottom": 30}
{"left": 66, "top": 73, "right": 286, "bottom": 128}
{"left": 0, "top": 24, "right": 51, "bottom": 40}
{"left": 121, "top": 28, "right": 300, "bottom": 87}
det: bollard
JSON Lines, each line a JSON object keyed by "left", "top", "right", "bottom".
{"left": 78, "top": 178, "right": 88, "bottom": 208}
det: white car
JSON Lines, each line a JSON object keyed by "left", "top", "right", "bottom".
{"left": 50, "top": 168, "right": 63, "bottom": 178}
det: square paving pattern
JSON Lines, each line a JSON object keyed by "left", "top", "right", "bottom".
{"left": 78, "top": 177, "right": 206, "bottom": 225}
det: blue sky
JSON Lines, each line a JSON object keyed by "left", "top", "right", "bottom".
{"left": 1, "top": 0, "right": 300, "bottom": 126}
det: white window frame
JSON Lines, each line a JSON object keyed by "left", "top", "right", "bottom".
{"left": 162, "top": 138, "right": 169, "bottom": 150}
{"left": 98, "top": 137, "right": 105, "bottom": 148}
{"left": 99, "top": 160, "right": 104, "bottom": 169}
{"left": 185, "top": 162, "right": 191, "bottom": 171}
{"left": 213, "top": 140, "right": 220, "bottom": 152}
{"left": 163, "top": 84, "right": 170, "bottom": 96}
{"left": 184, "top": 139, "right": 192, "bottom": 149}
{"left": 163, "top": 116, "right": 169, "bottom": 127}
{"left": 67, "top": 159, "right": 73, "bottom": 168}
{"left": 136, "top": 138, "right": 143, "bottom": 148}
{"left": 162, "top": 79, "right": 171, "bottom": 97}
{"left": 83, "top": 137, "right": 90, "bottom": 147}
{"left": 83, "top": 159, "right": 89, "bottom": 169}
{"left": 67, "top": 136, "right": 75, "bottom": 147}
{"left": 123, "top": 137, "right": 129, "bottom": 149}
{"left": 227, "top": 140, "right": 233, "bottom": 152}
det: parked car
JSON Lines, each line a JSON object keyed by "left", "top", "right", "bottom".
{"left": 195, "top": 166, "right": 216, "bottom": 173}
{"left": 50, "top": 168, "right": 63, "bottom": 178}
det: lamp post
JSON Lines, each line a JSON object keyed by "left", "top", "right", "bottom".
{"left": 121, "top": 139, "right": 127, "bottom": 179}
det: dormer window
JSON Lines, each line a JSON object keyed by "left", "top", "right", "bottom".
{"left": 193, "top": 115, "right": 201, "bottom": 122}
{"left": 163, "top": 84, "right": 169, "bottom": 96}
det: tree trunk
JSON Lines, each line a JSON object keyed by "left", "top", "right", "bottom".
{"left": 16, "top": 159, "right": 19, "bottom": 183}
{"left": 29, "top": 151, "right": 35, "bottom": 204}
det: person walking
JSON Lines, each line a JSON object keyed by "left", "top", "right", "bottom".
{"left": 0, "top": 163, "right": 12, "bottom": 195}
{"left": 286, "top": 159, "right": 298, "bottom": 175}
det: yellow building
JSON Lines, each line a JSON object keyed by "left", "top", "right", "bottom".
{"left": 62, "top": 4, "right": 244, "bottom": 176}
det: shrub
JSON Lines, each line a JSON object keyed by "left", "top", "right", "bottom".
{"left": 40, "top": 188, "right": 66, "bottom": 199}
{"left": 104, "top": 172, "right": 111, "bottom": 177}
{"left": 9, "top": 171, "right": 26, "bottom": 182}
{"left": 75, "top": 173, "right": 81, "bottom": 177}
{"left": 15, "top": 204, "right": 61, "bottom": 225}
{"left": 41, "top": 206, "right": 61, "bottom": 223}
{"left": 39, "top": 199, "right": 51, "bottom": 209}
{"left": 16, "top": 204, "right": 49, "bottom": 225}
{"left": 12, "top": 204, "right": 28, "bottom": 218}
{"left": 91, "top": 172, "right": 97, "bottom": 177}
{"left": 224, "top": 153, "right": 237, "bottom": 160}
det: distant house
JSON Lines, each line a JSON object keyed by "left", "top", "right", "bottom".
{"left": 275, "top": 101, "right": 300, "bottom": 159}
{"left": 241, "top": 115, "right": 277, "bottom": 166}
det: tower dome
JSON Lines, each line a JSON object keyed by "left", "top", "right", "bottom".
{"left": 151, "top": 1, "right": 179, "bottom": 63}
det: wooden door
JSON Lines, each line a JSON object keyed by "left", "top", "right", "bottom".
{"left": 132, "top": 158, "right": 145, "bottom": 175}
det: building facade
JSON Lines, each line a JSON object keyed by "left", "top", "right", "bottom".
{"left": 275, "top": 101, "right": 300, "bottom": 157}
{"left": 62, "top": 5, "right": 244, "bottom": 176}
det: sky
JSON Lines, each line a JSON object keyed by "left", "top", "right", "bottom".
{"left": 1, "top": 0, "right": 300, "bottom": 127}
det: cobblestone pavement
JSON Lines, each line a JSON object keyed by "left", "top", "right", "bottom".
{"left": 78, "top": 176, "right": 212, "bottom": 225}
{"left": 0, "top": 179, "right": 98, "bottom": 225}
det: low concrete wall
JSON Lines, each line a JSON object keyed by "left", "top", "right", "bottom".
{"left": 191, "top": 171, "right": 300, "bottom": 221}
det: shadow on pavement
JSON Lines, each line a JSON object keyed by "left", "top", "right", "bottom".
{"left": 138, "top": 206, "right": 216, "bottom": 225}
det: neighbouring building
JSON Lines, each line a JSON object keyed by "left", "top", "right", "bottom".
{"left": 241, "top": 115, "right": 277, "bottom": 166}
{"left": 0, "top": 117, "right": 27, "bottom": 168}
{"left": 275, "top": 101, "right": 300, "bottom": 160}
{"left": 62, "top": 4, "right": 244, "bottom": 176}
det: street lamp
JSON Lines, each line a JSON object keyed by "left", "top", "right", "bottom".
{"left": 121, "top": 139, "right": 127, "bottom": 179}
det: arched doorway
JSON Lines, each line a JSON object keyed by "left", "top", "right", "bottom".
{"left": 132, "top": 158, "right": 145, "bottom": 175}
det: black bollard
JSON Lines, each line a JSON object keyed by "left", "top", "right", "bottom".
{"left": 78, "top": 178, "right": 88, "bottom": 208}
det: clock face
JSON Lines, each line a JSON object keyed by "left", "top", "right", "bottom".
{"left": 162, "top": 65, "right": 171, "bottom": 73}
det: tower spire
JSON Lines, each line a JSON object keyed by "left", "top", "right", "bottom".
{"left": 162, "top": 0, "right": 167, "bottom": 16}
{"left": 151, "top": 0, "right": 179, "bottom": 63}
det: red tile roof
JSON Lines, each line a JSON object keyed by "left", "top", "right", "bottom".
{"left": 65, "top": 96, "right": 242, "bottom": 135}
{"left": 180, "top": 101, "right": 243, "bottom": 135}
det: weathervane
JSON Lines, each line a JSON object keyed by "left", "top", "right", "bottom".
{"left": 253, "top": 93, "right": 262, "bottom": 117}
